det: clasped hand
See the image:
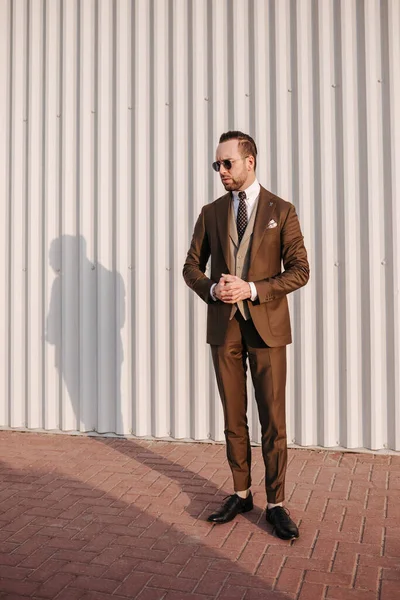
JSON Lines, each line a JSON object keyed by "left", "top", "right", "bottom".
{"left": 214, "top": 274, "right": 251, "bottom": 304}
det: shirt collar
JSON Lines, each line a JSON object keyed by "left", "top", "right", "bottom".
{"left": 232, "top": 179, "right": 260, "bottom": 206}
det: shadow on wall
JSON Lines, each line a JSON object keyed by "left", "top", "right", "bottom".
{"left": 45, "top": 235, "right": 126, "bottom": 434}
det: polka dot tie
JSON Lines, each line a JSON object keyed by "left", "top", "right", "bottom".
{"left": 237, "top": 191, "right": 248, "bottom": 243}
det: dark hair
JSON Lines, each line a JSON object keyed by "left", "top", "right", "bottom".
{"left": 219, "top": 130, "right": 258, "bottom": 170}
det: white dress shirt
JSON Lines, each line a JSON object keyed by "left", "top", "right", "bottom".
{"left": 211, "top": 179, "right": 260, "bottom": 302}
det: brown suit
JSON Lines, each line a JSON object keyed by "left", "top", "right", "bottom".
{"left": 183, "top": 185, "right": 309, "bottom": 502}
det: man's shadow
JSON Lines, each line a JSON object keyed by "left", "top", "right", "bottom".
{"left": 45, "top": 235, "right": 126, "bottom": 434}
{"left": 44, "top": 236, "right": 290, "bottom": 536}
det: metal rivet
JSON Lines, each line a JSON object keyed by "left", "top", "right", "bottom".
{"left": 381, "top": 260, "right": 386, "bottom": 265}
{"left": 91, "top": 265, "right": 95, "bottom": 270}
{"left": 128, "top": 265, "right": 132, "bottom": 270}
{"left": 288, "top": 89, "right": 292, "bottom": 93}
{"left": 334, "top": 262, "right": 339, "bottom": 267}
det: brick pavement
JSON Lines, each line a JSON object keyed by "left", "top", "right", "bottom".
{"left": 0, "top": 431, "right": 399, "bottom": 599}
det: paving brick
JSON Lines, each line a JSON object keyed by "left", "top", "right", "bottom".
{"left": 331, "top": 550, "right": 357, "bottom": 574}
{"left": 243, "top": 588, "right": 289, "bottom": 599}
{"left": 379, "top": 579, "right": 400, "bottom": 600}
{"left": 0, "top": 577, "right": 39, "bottom": 597}
{"left": 217, "top": 584, "right": 247, "bottom": 599}
{"left": 285, "top": 557, "right": 330, "bottom": 572}
{"left": 305, "top": 570, "right": 352, "bottom": 586}
{"left": 354, "top": 564, "right": 380, "bottom": 590}
{"left": 325, "top": 587, "right": 377, "bottom": 600}
{"left": 78, "top": 593, "right": 135, "bottom": 600}
{"left": 148, "top": 574, "right": 196, "bottom": 593}
{"left": 135, "top": 589, "right": 166, "bottom": 600}
{"left": 165, "top": 544, "right": 196, "bottom": 565}
{"left": 69, "top": 575, "right": 119, "bottom": 594}
{"left": 193, "top": 569, "right": 227, "bottom": 595}
{"left": 122, "top": 546, "right": 168, "bottom": 562}
{"left": 208, "top": 558, "right": 246, "bottom": 573}
{"left": 135, "top": 560, "right": 181, "bottom": 577}
{"left": 275, "top": 567, "right": 303, "bottom": 594}
{"left": 60, "top": 562, "right": 106, "bottom": 577}
{"left": 114, "top": 572, "right": 153, "bottom": 597}
{"left": 227, "top": 572, "right": 275, "bottom": 590}
{"left": 254, "top": 554, "right": 283, "bottom": 579}
{"left": 51, "top": 588, "right": 85, "bottom": 600}
{"left": 90, "top": 546, "right": 126, "bottom": 565}
{"left": 162, "top": 593, "right": 214, "bottom": 600}
{"left": 33, "top": 572, "right": 77, "bottom": 598}
{"left": 177, "top": 557, "right": 211, "bottom": 579}
{"left": 297, "top": 581, "right": 326, "bottom": 600}
{"left": 0, "top": 553, "right": 25, "bottom": 567}
{"left": 28, "top": 558, "right": 68, "bottom": 582}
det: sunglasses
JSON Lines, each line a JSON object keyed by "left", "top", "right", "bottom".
{"left": 212, "top": 156, "right": 249, "bottom": 172}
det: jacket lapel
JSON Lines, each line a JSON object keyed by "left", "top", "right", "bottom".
{"left": 249, "top": 186, "right": 277, "bottom": 267}
{"left": 215, "top": 192, "right": 232, "bottom": 272}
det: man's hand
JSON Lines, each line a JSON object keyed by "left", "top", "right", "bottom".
{"left": 214, "top": 276, "right": 227, "bottom": 301}
{"left": 216, "top": 274, "right": 251, "bottom": 304}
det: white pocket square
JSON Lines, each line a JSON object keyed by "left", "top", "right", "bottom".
{"left": 267, "top": 219, "right": 278, "bottom": 229}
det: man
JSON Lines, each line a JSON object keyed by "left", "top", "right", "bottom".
{"left": 183, "top": 131, "right": 309, "bottom": 540}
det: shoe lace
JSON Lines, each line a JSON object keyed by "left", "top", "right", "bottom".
{"left": 222, "top": 493, "right": 244, "bottom": 507}
{"left": 270, "top": 506, "right": 292, "bottom": 523}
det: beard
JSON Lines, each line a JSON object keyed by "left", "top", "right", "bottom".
{"left": 220, "top": 172, "right": 247, "bottom": 191}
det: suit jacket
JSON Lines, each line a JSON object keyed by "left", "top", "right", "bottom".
{"left": 182, "top": 185, "right": 310, "bottom": 346}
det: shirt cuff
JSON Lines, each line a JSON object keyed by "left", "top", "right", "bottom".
{"left": 210, "top": 283, "right": 218, "bottom": 301}
{"left": 248, "top": 282, "right": 258, "bottom": 302}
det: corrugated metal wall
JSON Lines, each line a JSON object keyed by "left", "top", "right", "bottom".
{"left": 0, "top": 0, "right": 399, "bottom": 451}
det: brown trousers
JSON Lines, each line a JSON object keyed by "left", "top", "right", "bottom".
{"left": 211, "top": 313, "right": 287, "bottom": 503}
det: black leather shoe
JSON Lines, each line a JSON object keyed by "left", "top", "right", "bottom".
{"left": 266, "top": 506, "right": 299, "bottom": 540}
{"left": 207, "top": 493, "right": 253, "bottom": 524}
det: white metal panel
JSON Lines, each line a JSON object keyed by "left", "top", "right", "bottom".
{"left": 388, "top": 0, "right": 400, "bottom": 451}
{"left": 61, "top": 0, "right": 79, "bottom": 432}
{"left": 10, "top": 0, "right": 27, "bottom": 428}
{"left": 44, "top": 0, "right": 61, "bottom": 431}
{"left": 134, "top": 0, "right": 151, "bottom": 435}
{"left": 79, "top": 0, "right": 96, "bottom": 433}
{"left": 1, "top": 0, "right": 399, "bottom": 452}
{"left": 115, "top": 0, "right": 130, "bottom": 436}
{"left": 152, "top": 0, "right": 170, "bottom": 438}
{"left": 340, "top": 0, "right": 363, "bottom": 448}
{"left": 318, "top": 0, "right": 339, "bottom": 447}
{"left": 27, "top": 0, "right": 44, "bottom": 429}
{"left": 296, "top": 0, "right": 317, "bottom": 446}
{"left": 0, "top": 0, "right": 10, "bottom": 427}
{"left": 191, "top": 0, "right": 210, "bottom": 441}
{"left": 171, "top": 0, "right": 190, "bottom": 439}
